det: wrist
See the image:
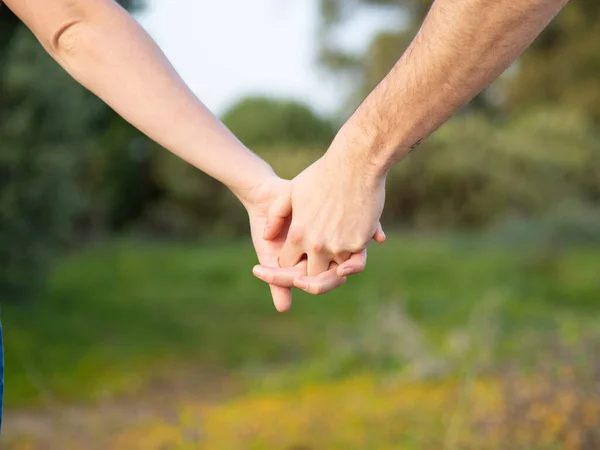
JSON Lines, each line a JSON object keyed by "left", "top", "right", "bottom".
{"left": 228, "top": 157, "right": 277, "bottom": 209}
{"left": 328, "top": 102, "right": 426, "bottom": 181}
{"left": 325, "top": 121, "right": 390, "bottom": 186}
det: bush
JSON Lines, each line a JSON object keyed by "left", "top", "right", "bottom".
{"left": 383, "top": 108, "right": 600, "bottom": 229}
{"left": 0, "top": 30, "right": 92, "bottom": 301}
{"left": 488, "top": 200, "right": 600, "bottom": 248}
{"left": 129, "top": 108, "right": 600, "bottom": 239}
{"left": 108, "top": 337, "right": 600, "bottom": 450}
{"left": 141, "top": 149, "right": 249, "bottom": 238}
{"left": 470, "top": 336, "right": 600, "bottom": 450}
{"left": 222, "top": 96, "right": 335, "bottom": 149}
{"left": 0, "top": 23, "right": 147, "bottom": 301}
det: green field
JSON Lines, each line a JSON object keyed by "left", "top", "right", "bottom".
{"left": 3, "top": 234, "right": 599, "bottom": 410}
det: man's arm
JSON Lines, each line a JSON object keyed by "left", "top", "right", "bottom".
{"left": 256, "top": 0, "right": 569, "bottom": 293}
{"left": 332, "top": 0, "right": 569, "bottom": 174}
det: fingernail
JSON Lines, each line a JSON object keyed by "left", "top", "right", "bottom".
{"left": 341, "top": 268, "right": 353, "bottom": 276}
{"left": 253, "top": 266, "right": 265, "bottom": 277}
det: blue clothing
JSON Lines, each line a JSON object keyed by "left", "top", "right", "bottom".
{"left": 0, "top": 321, "right": 3, "bottom": 432}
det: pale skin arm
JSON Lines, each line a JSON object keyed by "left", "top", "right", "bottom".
{"left": 5, "top": 0, "right": 272, "bottom": 197}
{"left": 3, "top": 0, "right": 351, "bottom": 311}
{"left": 255, "top": 0, "right": 570, "bottom": 294}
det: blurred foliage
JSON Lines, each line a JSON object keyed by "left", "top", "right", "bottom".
{"left": 488, "top": 201, "right": 600, "bottom": 248}
{"left": 505, "top": 2, "right": 600, "bottom": 122}
{"left": 473, "top": 338, "right": 600, "bottom": 450}
{"left": 0, "top": 231, "right": 593, "bottom": 443}
{"left": 0, "top": 8, "right": 20, "bottom": 71}
{"left": 111, "top": 363, "right": 600, "bottom": 450}
{"left": 4, "top": 236, "right": 599, "bottom": 407}
{"left": 118, "top": 377, "right": 465, "bottom": 449}
{"left": 383, "top": 108, "right": 600, "bottom": 229}
{"left": 507, "top": 10, "right": 600, "bottom": 124}
{"left": 1, "top": 1, "right": 599, "bottom": 446}
{"left": 143, "top": 149, "right": 247, "bottom": 238}
{"left": 16, "top": 372, "right": 600, "bottom": 449}
{"left": 4, "top": 234, "right": 598, "bottom": 448}
{"left": 132, "top": 108, "right": 600, "bottom": 238}
{"left": 1, "top": 28, "right": 91, "bottom": 300}
{"left": 317, "top": 0, "right": 600, "bottom": 118}
{"left": 2, "top": 0, "right": 600, "bottom": 304}
{"left": 116, "top": 341, "right": 600, "bottom": 450}
{"left": 0, "top": 1, "right": 146, "bottom": 301}
{"left": 222, "top": 96, "right": 335, "bottom": 149}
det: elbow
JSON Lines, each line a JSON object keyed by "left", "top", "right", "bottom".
{"left": 51, "top": 20, "right": 84, "bottom": 56}
{"left": 47, "top": 1, "right": 126, "bottom": 58}
{"left": 50, "top": 19, "right": 86, "bottom": 56}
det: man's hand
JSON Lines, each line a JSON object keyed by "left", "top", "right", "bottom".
{"left": 256, "top": 147, "right": 386, "bottom": 294}
{"left": 253, "top": 0, "right": 568, "bottom": 290}
{"left": 240, "top": 174, "right": 350, "bottom": 311}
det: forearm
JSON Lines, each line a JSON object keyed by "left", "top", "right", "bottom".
{"left": 6, "top": 0, "right": 273, "bottom": 200}
{"left": 329, "top": 0, "right": 568, "bottom": 177}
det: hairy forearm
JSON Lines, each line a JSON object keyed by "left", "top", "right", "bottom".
{"left": 329, "top": 0, "right": 569, "bottom": 177}
{"left": 6, "top": 0, "right": 273, "bottom": 199}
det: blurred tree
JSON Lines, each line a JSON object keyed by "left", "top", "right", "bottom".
{"left": 86, "top": 114, "right": 157, "bottom": 232}
{"left": 317, "top": 0, "right": 431, "bottom": 73}
{"left": 504, "top": 1, "right": 600, "bottom": 122}
{"left": 317, "top": 0, "right": 443, "bottom": 113}
{"left": 0, "top": 8, "right": 20, "bottom": 79}
{"left": 382, "top": 108, "right": 600, "bottom": 229}
{"left": 222, "top": 97, "right": 335, "bottom": 149}
{"left": 0, "top": 0, "right": 146, "bottom": 301}
{"left": 317, "top": 0, "right": 600, "bottom": 118}
{"left": 143, "top": 149, "right": 248, "bottom": 239}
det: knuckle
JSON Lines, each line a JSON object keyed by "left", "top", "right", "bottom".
{"left": 287, "top": 227, "right": 304, "bottom": 244}
{"left": 333, "top": 248, "right": 351, "bottom": 261}
{"left": 330, "top": 244, "right": 343, "bottom": 256}
{"left": 346, "top": 243, "right": 364, "bottom": 254}
{"left": 309, "top": 240, "right": 325, "bottom": 254}
{"left": 351, "top": 236, "right": 370, "bottom": 253}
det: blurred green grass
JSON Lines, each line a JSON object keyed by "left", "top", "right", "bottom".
{"left": 2, "top": 234, "right": 599, "bottom": 408}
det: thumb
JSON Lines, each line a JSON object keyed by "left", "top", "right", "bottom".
{"left": 373, "top": 222, "right": 386, "bottom": 243}
{"left": 263, "top": 190, "right": 292, "bottom": 240}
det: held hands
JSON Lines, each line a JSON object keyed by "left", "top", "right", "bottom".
{"left": 245, "top": 150, "right": 387, "bottom": 309}
{"left": 240, "top": 174, "right": 348, "bottom": 312}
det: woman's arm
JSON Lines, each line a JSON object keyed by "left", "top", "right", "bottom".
{"left": 4, "top": 0, "right": 273, "bottom": 201}
{"left": 4, "top": 0, "right": 350, "bottom": 311}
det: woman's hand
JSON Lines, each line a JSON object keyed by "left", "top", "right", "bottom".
{"left": 239, "top": 175, "right": 348, "bottom": 312}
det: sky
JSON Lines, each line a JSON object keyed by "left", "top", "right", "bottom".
{"left": 137, "top": 0, "right": 401, "bottom": 116}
